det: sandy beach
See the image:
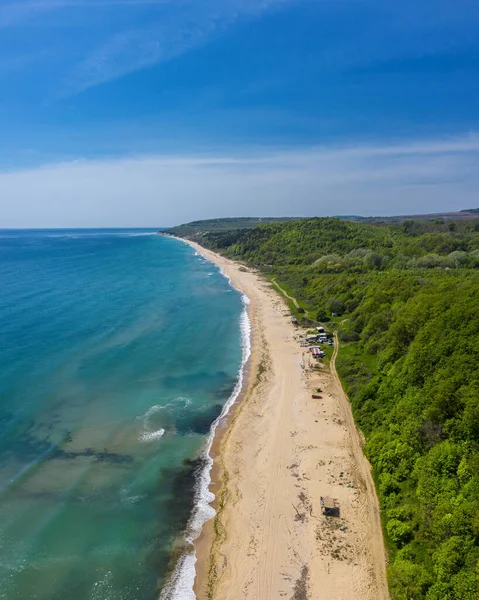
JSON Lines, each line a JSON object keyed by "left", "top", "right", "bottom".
{"left": 184, "top": 240, "right": 389, "bottom": 600}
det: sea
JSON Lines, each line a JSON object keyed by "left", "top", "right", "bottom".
{"left": 0, "top": 229, "right": 250, "bottom": 600}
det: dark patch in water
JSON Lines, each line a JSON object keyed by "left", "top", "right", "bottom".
{"left": 146, "top": 455, "right": 208, "bottom": 591}
{"left": 210, "top": 375, "right": 238, "bottom": 400}
{"left": 176, "top": 403, "right": 224, "bottom": 435}
{"left": 50, "top": 446, "right": 133, "bottom": 463}
{"left": 1, "top": 417, "right": 133, "bottom": 465}
{"left": 164, "top": 456, "right": 207, "bottom": 534}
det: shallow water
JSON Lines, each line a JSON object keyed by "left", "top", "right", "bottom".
{"left": 0, "top": 230, "right": 245, "bottom": 600}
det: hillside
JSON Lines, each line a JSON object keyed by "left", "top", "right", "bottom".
{"left": 165, "top": 217, "right": 303, "bottom": 240}
{"left": 172, "top": 217, "right": 479, "bottom": 599}
{"left": 336, "top": 208, "right": 479, "bottom": 225}
{"left": 164, "top": 209, "right": 479, "bottom": 240}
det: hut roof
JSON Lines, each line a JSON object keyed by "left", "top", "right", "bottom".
{"left": 320, "top": 496, "right": 335, "bottom": 509}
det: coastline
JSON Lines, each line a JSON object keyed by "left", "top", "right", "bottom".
{"left": 159, "top": 237, "right": 254, "bottom": 600}
{"left": 167, "top": 237, "right": 389, "bottom": 600}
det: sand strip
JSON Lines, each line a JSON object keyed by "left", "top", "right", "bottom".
{"left": 182, "top": 240, "right": 389, "bottom": 600}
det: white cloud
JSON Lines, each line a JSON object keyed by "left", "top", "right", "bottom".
{"left": 1, "top": 135, "right": 478, "bottom": 227}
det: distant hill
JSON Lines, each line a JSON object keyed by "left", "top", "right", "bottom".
{"left": 337, "top": 208, "right": 479, "bottom": 224}
{"left": 164, "top": 217, "right": 304, "bottom": 240}
{"left": 164, "top": 209, "right": 479, "bottom": 240}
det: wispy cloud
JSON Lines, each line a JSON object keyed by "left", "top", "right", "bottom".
{"left": 4, "top": 0, "right": 477, "bottom": 100}
{"left": 1, "top": 0, "right": 294, "bottom": 93}
{"left": 1, "top": 135, "right": 478, "bottom": 227}
{"left": 62, "top": 0, "right": 294, "bottom": 95}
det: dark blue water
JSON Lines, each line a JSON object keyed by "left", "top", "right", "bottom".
{"left": 0, "top": 230, "right": 246, "bottom": 600}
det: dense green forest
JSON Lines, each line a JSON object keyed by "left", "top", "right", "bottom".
{"left": 168, "top": 217, "right": 479, "bottom": 599}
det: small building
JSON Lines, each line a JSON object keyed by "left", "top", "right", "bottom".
{"left": 320, "top": 496, "right": 339, "bottom": 517}
{"left": 316, "top": 326, "right": 325, "bottom": 333}
{"left": 306, "top": 334, "right": 318, "bottom": 343}
{"left": 310, "top": 347, "right": 325, "bottom": 358}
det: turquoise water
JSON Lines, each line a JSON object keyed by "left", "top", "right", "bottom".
{"left": 0, "top": 230, "right": 246, "bottom": 600}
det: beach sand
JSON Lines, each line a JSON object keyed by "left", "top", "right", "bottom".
{"left": 184, "top": 241, "right": 389, "bottom": 600}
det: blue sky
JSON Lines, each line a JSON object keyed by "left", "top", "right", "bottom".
{"left": 1, "top": 0, "right": 479, "bottom": 226}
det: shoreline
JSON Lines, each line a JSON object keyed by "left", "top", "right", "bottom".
{"left": 159, "top": 237, "right": 254, "bottom": 600}
{"left": 164, "top": 236, "right": 389, "bottom": 600}
{"left": 179, "top": 239, "right": 260, "bottom": 599}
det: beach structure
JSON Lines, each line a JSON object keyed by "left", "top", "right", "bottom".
{"left": 316, "top": 326, "right": 325, "bottom": 333}
{"left": 310, "top": 347, "right": 325, "bottom": 358}
{"left": 320, "top": 496, "right": 339, "bottom": 517}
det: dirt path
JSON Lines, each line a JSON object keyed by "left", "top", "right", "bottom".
{"left": 271, "top": 278, "right": 312, "bottom": 319}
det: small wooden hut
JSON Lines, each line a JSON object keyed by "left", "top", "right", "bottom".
{"left": 320, "top": 496, "right": 339, "bottom": 517}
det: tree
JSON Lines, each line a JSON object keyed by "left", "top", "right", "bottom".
{"left": 388, "top": 560, "right": 432, "bottom": 599}
{"left": 328, "top": 298, "right": 344, "bottom": 315}
{"left": 387, "top": 519, "right": 414, "bottom": 547}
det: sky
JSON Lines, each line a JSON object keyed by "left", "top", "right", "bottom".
{"left": 0, "top": 0, "right": 479, "bottom": 226}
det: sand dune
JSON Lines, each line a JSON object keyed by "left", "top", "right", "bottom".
{"left": 185, "top": 242, "right": 389, "bottom": 600}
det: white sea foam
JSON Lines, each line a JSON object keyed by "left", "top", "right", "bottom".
{"left": 137, "top": 404, "right": 167, "bottom": 442}
{"left": 137, "top": 397, "right": 192, "bottom": 443}
{"left": 160, "top": 240, "right": 251, "bottom": 600}
{"left": 137, "top": 397, "right": 190, "bottom": 424}
{"left": 139, "top": 428, "right": 165, "bottom": 442}
{"left": 137, "top": 404, "right": 167, "bottom": 421}
{"left": 121, "top": 494, "right": 146, "bottom": 506}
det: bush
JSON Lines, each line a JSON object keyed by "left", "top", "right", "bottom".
{"left": 388, "top": 560, "right": 432, "bottom": 600}
{"left": 387, "top": 519, "right": 414, "bottom": 547}
{"left": 379, "top": 472, "right": 400, "bottom": 496}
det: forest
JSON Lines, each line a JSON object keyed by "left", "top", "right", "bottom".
{"left": 168, "top": 216, "right": 479, "bottom": 599}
